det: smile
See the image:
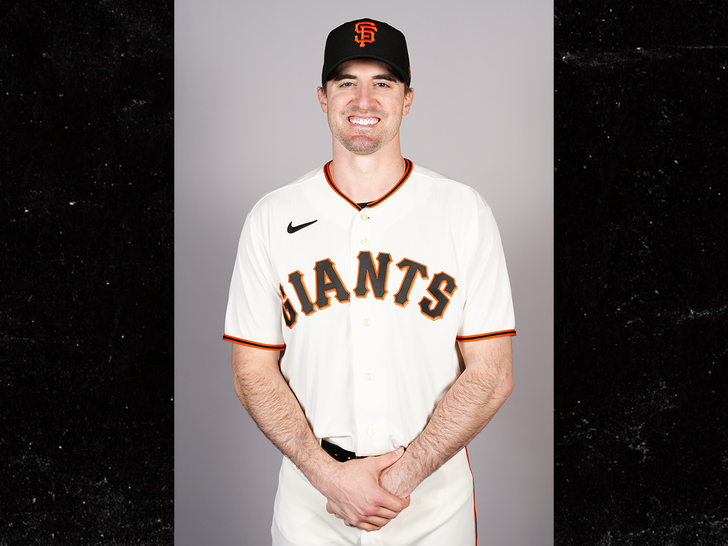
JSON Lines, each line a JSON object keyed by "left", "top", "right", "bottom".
{"left": 348, "top": 116, "right": 379, "bottom": 126}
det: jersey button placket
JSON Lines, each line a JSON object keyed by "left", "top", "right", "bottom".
{"left": 349, "top": 210, "right": 365, "bottom": 451}
{"left": 351, "top": 208, "right": 381, "bottom": 454}
{"left": 356, "top": 308, "right": 378, "bottom": 453}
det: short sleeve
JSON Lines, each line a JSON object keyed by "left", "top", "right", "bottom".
{"left": 456, "top": 197, "right": 516, "bottom": 342}
{"left": 223, "top": 212, "right": 286, "bottom": 351}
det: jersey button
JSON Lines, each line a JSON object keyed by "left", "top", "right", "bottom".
{"left": 360, "top": 238, "right": 369, "bottom": 246}
{"left": 360, "top": 213, "right": 369, "bottom": 221}
{"left": 367, "top": 427, "right": 375, "bottom": 436}
{"left": 364, "top": 373, "right": 373, "bottom": 381}
{"left": 362, "top": 319, "right": 371, "bottom": 327}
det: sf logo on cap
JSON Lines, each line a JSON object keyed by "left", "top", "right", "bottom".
{"left": 354, "top": 21, "right": 377, "bottom": 47}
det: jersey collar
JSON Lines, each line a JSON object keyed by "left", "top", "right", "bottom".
{"left": 323, "top": 159, "right": 413, "bottom": 211}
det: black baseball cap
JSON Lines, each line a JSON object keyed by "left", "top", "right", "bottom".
{"left": 321, "top": 18, "right": 411, "bottom": 87}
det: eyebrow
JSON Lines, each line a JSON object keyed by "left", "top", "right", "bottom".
{"left": 332, "top": 72, "right": 398, "bottom": 82}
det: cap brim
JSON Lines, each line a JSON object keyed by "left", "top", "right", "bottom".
{"left": 322, "top": 54, "right": 410, "bottom": 86}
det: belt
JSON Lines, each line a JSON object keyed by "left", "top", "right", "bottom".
{"left": 321, "top": 439, "right": 365, "bottom": 462}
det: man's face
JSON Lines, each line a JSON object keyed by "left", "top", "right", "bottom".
{"left": 317, "top": 59, "right": 413, "bottom": 156}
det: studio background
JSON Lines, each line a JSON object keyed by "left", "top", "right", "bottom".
{"left": 175, "top": 1, "right": 553, "bottom": 544}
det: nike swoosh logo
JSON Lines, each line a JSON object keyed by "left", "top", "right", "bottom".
{"left": 287, "top": 220, "right": 318, "bottom": 234}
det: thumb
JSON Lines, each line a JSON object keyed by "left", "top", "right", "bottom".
{"left": 372, "top": 446, "right": 405, "bottom": 469}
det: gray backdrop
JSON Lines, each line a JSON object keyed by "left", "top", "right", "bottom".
{"left": 175, "top": 1, "right": 553, "bottom": 544}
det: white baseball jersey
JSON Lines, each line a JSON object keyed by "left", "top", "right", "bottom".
{"left": 224, "top": 160, "right": 515, "bottom": 544}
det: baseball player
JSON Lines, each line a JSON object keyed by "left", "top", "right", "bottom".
{"left": 224, "top": 18, "right": 516, "bottom": 545}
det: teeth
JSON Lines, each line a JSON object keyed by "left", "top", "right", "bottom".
{"left": 350, "top": 117, "right": 378, "bottom": 125}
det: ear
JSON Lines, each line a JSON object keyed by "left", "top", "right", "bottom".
{"left": 317, "top": 86, "right": 328, "bottom": 113}
{"left": 402, "top": 87, "right": 414, "bottom": 116}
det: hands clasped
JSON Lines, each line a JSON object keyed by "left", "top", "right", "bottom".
{"left": 324, "top": 446, "right": 411, "bottom": 532}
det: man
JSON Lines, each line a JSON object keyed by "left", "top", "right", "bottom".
{"left": 224, "top": 18, "right": 516, "bottom": 545}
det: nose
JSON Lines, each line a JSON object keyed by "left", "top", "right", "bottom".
{"left": 354, "top": 85, "right": 372, "bottom": 109}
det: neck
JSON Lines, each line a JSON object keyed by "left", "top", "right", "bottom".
{"left": 328, "top": 140, "right": 406, "bottom": 204}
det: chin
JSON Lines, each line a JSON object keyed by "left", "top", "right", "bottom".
{"left": 344, "top": 143, "right": 381, "bottom": 155}
{"left": 339, "top": 136, "right": 381, "bottom": 155}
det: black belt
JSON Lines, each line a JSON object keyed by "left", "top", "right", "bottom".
{"left": 321, "top": 439, "right": 365, "bottom": 462}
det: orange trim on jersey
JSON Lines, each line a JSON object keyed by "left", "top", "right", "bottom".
{"left": 465, "top": 447, "right": 478, "bottom": 545}
{"left": 324, "top": 159, "right": 413, "bottom": 211}
{"left": 456, "top": 329, "right": 517, "bottom": 343}
{"left": 222, "top": 335, "right": 286, "bottom": 351}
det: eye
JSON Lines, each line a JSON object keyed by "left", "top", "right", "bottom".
{"left": 340, "top": 82, "right": 354, "bottom": 88}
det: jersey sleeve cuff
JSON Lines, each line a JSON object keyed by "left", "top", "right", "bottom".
{"left": 456, "top": 329, "right": 516, "bottom": 342}
{"left": 222, "top": 335, "right": 286, "bottom": 351}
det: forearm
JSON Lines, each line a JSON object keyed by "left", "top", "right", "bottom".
{"left": 231, "top": 345, "right": 336, "bottom": 492}
{"left": 384, "top": 336, "right": 514, "bottom": 496}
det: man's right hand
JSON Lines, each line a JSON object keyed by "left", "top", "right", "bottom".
{"left": 322, "top": 446, "right": 411, "bottom": 532}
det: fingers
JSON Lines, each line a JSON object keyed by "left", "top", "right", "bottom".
{"left": 344, "top": 515, "right": 391, "bottom": 531}
{"left": 327, "top": 497, "right": 400, "bottom": 520}
{"left": 359, "top": 489, "right": 409, "bottom": 515}
{"left": 326, "top": 500, "right": 400, "bottom": 531}
{"left": 327, "top": 502, "right": 390, "bottom": 531}
{"left": 355, "top": 517, "right": 391, "bottom": 532}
